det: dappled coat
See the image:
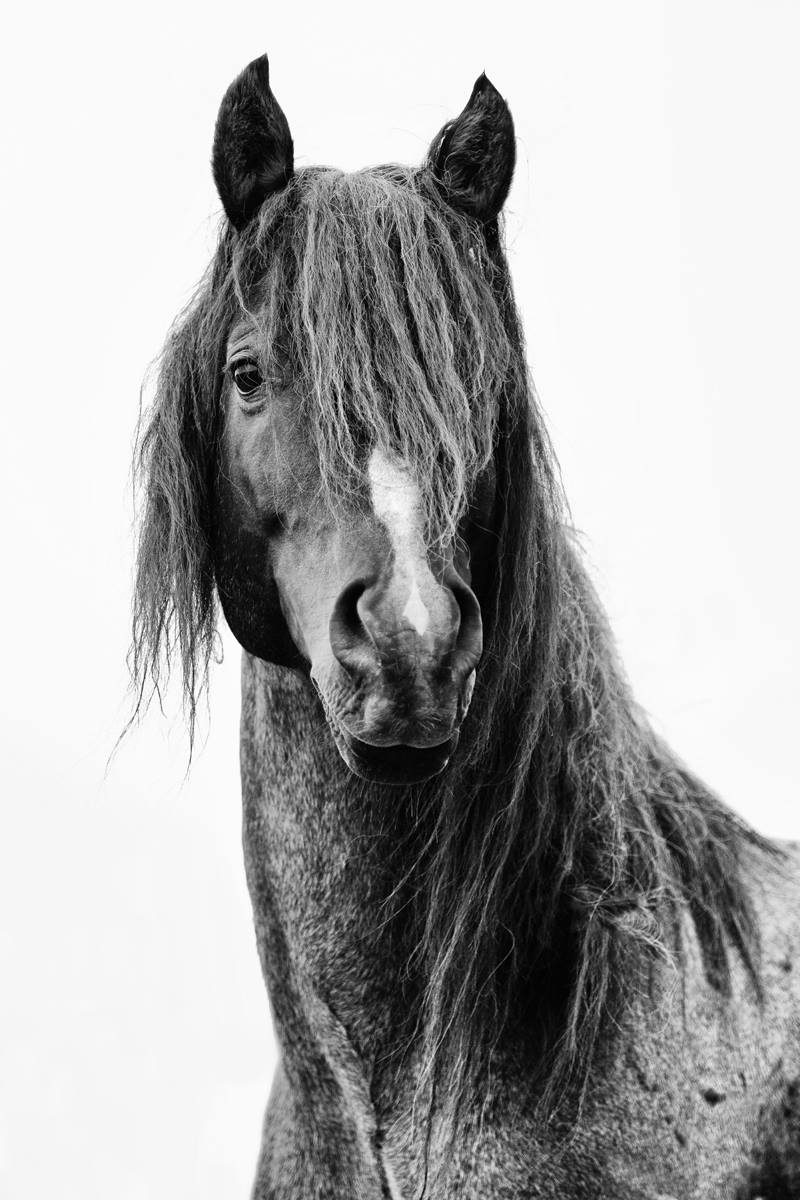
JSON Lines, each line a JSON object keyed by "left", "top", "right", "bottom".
{"left": 133, "top": 55, "right": 800, "bottom": 1199}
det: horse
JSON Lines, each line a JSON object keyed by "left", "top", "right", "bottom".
{"left": 131, "top": 54, "right": 800, "bottom": 1199}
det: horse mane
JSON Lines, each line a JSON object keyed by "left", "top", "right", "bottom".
{"left": 131, "top": 164, "right": 776, "bottom": 1143}
{"left": 388, "top": 215, "right": 777, "bottom": 1143}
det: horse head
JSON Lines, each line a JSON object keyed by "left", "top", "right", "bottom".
{"left": 135, "top": 55, "right": 520, "bottom": 786}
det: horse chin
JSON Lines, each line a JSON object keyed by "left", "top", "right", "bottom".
{"left": 332, "top": 727, "right": 460, "bottom": 786}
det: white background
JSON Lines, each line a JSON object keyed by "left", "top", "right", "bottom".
{"left": 2, "top": 2, "right": 798, "bottom": 1196}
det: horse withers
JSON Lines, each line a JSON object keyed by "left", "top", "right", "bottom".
{"left": 132, "top": 55, "right": 800, "bottom": 1199}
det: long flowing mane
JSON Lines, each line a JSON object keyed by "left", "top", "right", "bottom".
{"left": 132, "top": 164, "right": 775, "bottom": 1145}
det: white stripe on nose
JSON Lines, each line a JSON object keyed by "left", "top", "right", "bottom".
{"left": 367, "top": 448, "right": 431, "bottom": 637}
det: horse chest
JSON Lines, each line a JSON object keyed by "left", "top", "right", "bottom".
{"left": 371, "top": 1040, "right": 784, "bottom": 1200}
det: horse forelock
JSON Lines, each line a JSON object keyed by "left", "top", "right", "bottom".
{"left": 231, "top": 165, "right": 509, "bottom": 547}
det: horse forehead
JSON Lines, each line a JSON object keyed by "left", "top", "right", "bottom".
{"left": 366, "top": 448, "right": 423, "bottom": 538}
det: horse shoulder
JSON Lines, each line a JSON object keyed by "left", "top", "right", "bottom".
{"left": 587, "top": 839, "right": 800, "bottom": 1198}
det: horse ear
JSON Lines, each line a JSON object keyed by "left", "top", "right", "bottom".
{"left": 212, "top": 54, "right": 294, "bottom": 231}
{"left": 427, "top": 74, "right": 515, "bottom": 224}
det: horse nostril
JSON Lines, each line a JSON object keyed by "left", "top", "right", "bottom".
{"left": 329, "top": 579, "right": 377, "bottom": 679}
{"left": 330, "top": 573, "right": 483, "bottom": 684}
{"left": 450, "top": 577, "right": 483, "bottom": 678}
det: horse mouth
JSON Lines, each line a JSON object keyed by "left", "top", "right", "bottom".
{"left": 335, "top": 729, "right": 459, "bottom": 785}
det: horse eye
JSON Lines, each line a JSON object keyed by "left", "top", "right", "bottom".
{"left": 232, "top": 360, "right": 264, "bottom": 399}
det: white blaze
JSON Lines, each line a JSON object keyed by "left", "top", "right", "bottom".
{"left": 367, "top": 448, "right": 431, "bottom": 636}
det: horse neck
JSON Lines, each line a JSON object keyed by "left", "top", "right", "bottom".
{"left": 240, "top": 653, "right": 414, "bottom": 1068}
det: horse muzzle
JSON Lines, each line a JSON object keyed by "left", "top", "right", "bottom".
{"left": 319, "top": 569, "right": 482, "bottom": 785}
